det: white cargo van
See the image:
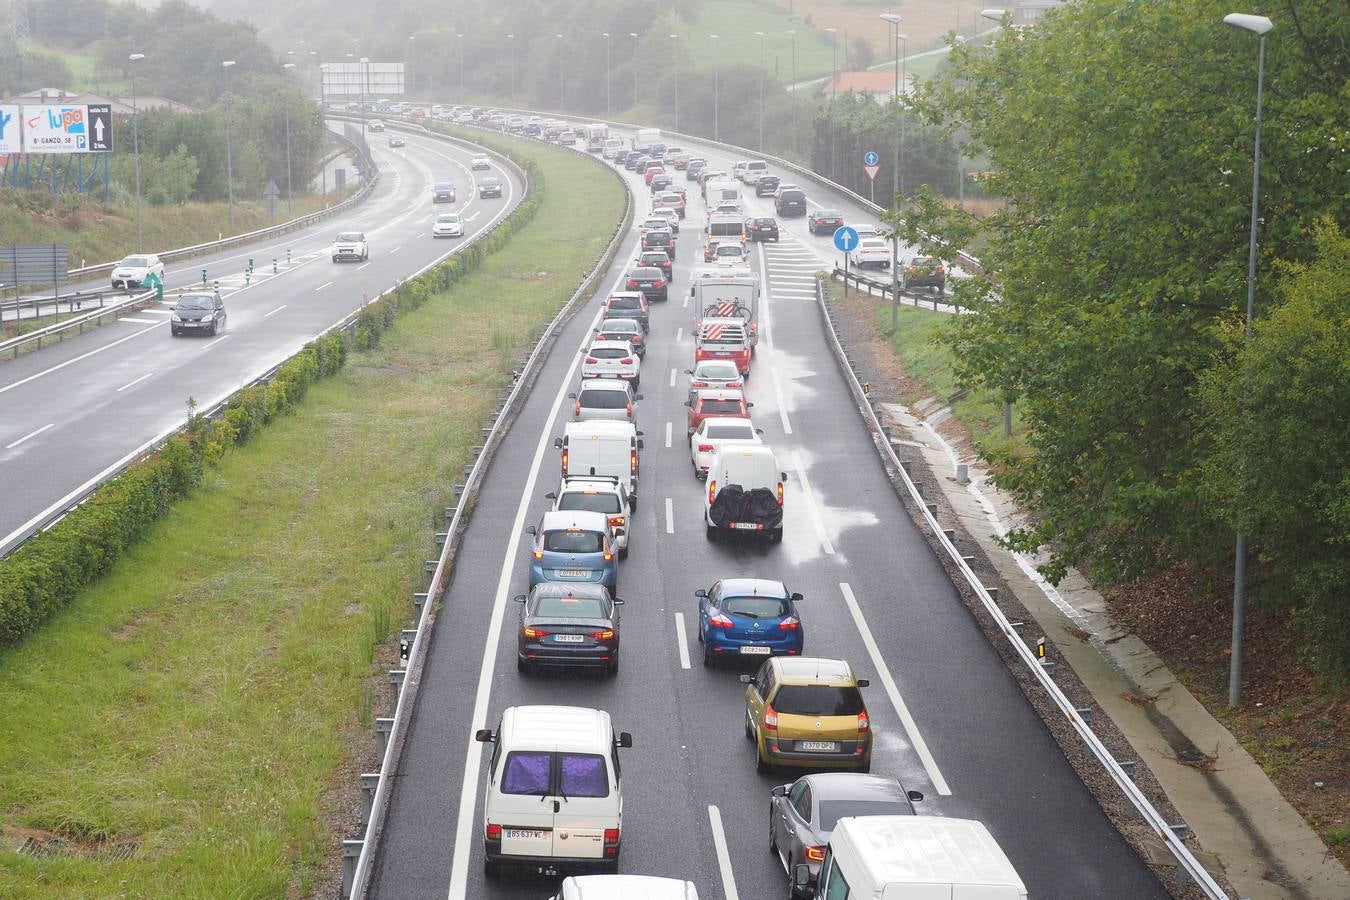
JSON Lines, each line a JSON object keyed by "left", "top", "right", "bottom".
{"left": 704, "top": 178, "right": 742, "bottom": 207}
{"left": 552, "top": 874, "right": 700, "bottom": 899}
{"left": 704, "top": 444, "right": 785, "bottom": 542}
{"left": 556, "top": 420, "right": 644, "bottom": 508}
{"left": 798, "top": 815, "right": 1028, "bottom": 900}
{"left": 476, "top": 706, "right": 633, "bottom": 877}
{"left": 633, "top": 128, "right": 661, "bottom": 150}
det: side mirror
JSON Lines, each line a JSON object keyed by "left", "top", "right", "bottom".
{"left": 856, "top": 678, "right": 871, "bottom": 688}
{"left": 684, "top": 369, "right": 693, "bottom": 375}
{"left": 771, "top": 784, "right": 788, "bottom": 798}
{"left": 746, "top": 402, "right": 755, "bottom": 408}
{"left": 739, "top": 674, "right": 754, "bottom": 684}
{"left": 636, "top": 440, "right": 645, "bottom": 450}
{"left": 513, "top": 594, "right": 528, "bottom": 604}
{"left": 553, "top": 437, "right": 564, "bottom": 449}
{"left": 474, "top": 728, "right": 495, "bottom": 743}
{"left": 790, "top": 592, "right": 804, "bottom": 603}
{"left": 634, "top": 394, "right": 643, "bottom": 401}
{"left": 781, "top": 472, "right": 788, "bottom": 483}
{"left": 683, "top": 400, "right": 691, "bottom": 407}
{"left": 617, "top": 731, "right": 634, "bottom": 749}
{"left": 635, "top": 430, "right": 645, "bottom": 437}
{"left": 756, "top": 428, "right": 765, "bottom": 435}
{"left": 694, "top": 588, "right": 708, "bottom": 598}
{"left": 567, "top": 392, "right": 577, "bottom": 399}
{"left": 793, "top": 864, "right": 811, "bottom": 889}
{"left": 544, "top": 491, "right": 557, "bottom": 500}
{"left": 613, "top": 597, "right": 625, "bottom": 605}
{"left": 908, "top": 790, "right": 925, "bottom": 803}
{"left": 524, "top": 525, "right": 537, "bottom": 536}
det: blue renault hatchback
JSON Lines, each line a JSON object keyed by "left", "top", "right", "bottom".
{"left": 696, "top": 578, "right": 804, "bottom": 667}
{"left": 526, "top": 510, "right": 618, "bottom": 593}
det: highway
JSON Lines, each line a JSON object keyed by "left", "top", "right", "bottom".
{"left": 366, "top": 129, "right": 1168, "bottom": 899}
{"left": 0, "top": 126, "right": 525, "bottom": 553}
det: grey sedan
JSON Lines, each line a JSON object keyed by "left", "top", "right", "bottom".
{"left": 770, "top": 772, "right": 923, "bottom": 898}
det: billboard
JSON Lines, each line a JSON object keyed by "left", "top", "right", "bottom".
{"left": 20, "top": 104, "right": 114, "bottom": 154}
{"left": 0, "top": 106, "right": 19, "bottom": 154}
{"left": 322, "top": 62, "right": 405, "bottom": 96}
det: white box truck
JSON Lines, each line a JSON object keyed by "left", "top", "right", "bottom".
{"left": 633, "top": 128, "right": 661, "bottom": 151}
{"left": 798, "top": 816, "right": 1028, "bottom": 900}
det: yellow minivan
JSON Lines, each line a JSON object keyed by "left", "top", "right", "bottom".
{"left": 741, "top": 657, "right": 872, "bottom": 774}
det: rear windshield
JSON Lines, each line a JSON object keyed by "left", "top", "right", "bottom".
{"left": 705, "top": 422, "right": 755, "bottom": 440}
{"left": 601, "top": 319, "right": 639, "bottom": 333}
{"left": 912, "top": 257, "right": 939, "bottom": 266}
{"left": 700, "top": 399, "right": 744, "bottom": 414}
{"left": 608, "top": 298, "right": 641, "bottom": 310}
{"left": 579, "top": 389, "right": 628, "bottom": 409}
{"left": 816, "top": 210, "right": 841, "bottom": 218}
{"left": 723, "top": 596, "right": 789, "bottom": 618}
{"left": 559, "top": 754, "right": 609, "bottom": 797}
{"left": 694, "top": 363, "right": 741, "bottom": 381}
{"left": 533, "top": 593, "right": 608, "bottom": 618}
{"left": 558, "top": 492, "right": 622, "bottom": 514}
{"left": 590, "top": 346, "right": 630, "bottom": 359}
{"left": 336, "top": 232, "right": 364, "bottom": 242}
{"left": 644, "top": 233, "right": 671, "bottom": 245}
{"left": 780, "top": 191, "right": 805, "bottom": 202}
{"left": 121, "top": 255, "right": 153, "bottom": 267}
{"left": 819, "top": 799, "right": 911, "bottom": 831}
{"left": 500, "top": 751, "right": 609, "bottom": 798}
{"left": 772, "top": 685, "right": 865, "bottom": 716}
{"left": 501, "top": 751, "right": 552, "bottom": 795}
{"left": 630, "top": 268, "right": 661, "bottom": 279}
{"left": 543, "top": 529, "right": 604, "bottom": 553}
{"left": 715, "top": 245, "right": 742, "bottom": 257}
{"left": 640, "top": 254, "right": 669, "bottom": 265}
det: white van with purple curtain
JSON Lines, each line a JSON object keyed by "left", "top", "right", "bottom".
{"left": 476, "top": 706, "right": 634, "bottom": 877}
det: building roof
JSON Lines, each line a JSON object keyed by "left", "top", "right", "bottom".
{"left": 822, "top": 71, "right": 913, "bottom": 97}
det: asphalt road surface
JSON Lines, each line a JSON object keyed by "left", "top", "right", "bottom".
{"left": 0, "top": 126, "right": 525, "bottom": 553}
{"left": 367, "top": 131, "right": 1167, "bottom": 900}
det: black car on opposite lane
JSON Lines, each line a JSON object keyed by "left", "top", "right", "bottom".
{"left": 514, "top": 582, "right": 623, "bottom": 675}
{"left": 745, "top": 217, "right": 780, "bottom": 242}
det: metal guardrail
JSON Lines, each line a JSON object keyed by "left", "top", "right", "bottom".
{"left": 0, "top": 288, "right": 157, "bottom": 358}
{"left": 813, "top": 275, "right": 1230, "bottom": 898}
{"left": 832, "top": 265, "right": 966, "bottom": 315}
{"left": 0, "top": 128, "right": 506, "bottom": 561}
{"left": 341, "top": 126, "right": 634, "bottom": 900}
{"left": 0, "top": 128, "right": 378, "bottom": 304}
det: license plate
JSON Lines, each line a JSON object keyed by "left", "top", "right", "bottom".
{"left": 504, "top": 828, "right": 550, "bottom": 840}
{"left": 553, "top": 634, "right": 584, "bottom": 643}
{"left": 559, "top": 569, "right": 590, "bottom": 577}
{"left": 733, "top": 523, "right": 761, "bottom": 530}
{"left": 739, "top": 645, "right": 771, "bottom": 655}
{"left": 798, "top": 741, "right": 839, "bottom": 752}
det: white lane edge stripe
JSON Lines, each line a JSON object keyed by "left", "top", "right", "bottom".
{"left": 791, "top": 451, "right": 833, "bottom": 555}
{"left": 264, "top": 304, "right": 287, "bottom": 318}
{"left": 5, "top": 422, "right": 55, "bottom": 449}
{"left": 674, "top": 612, "right": 691, "bottom": 670}
{"left": 664, "top": 497, "right": 674, "bottom": 534}
{"left": 664, "top": 421, "right": 672, "bottom": 448}
{"left": 708, "top": 805, "right": 741, "bottom": 900}
{"left": 838, "top": 581, "right": 953, "bottom": 796}
{"left": 0, "top": 321, "right": 160, "bottom": 397}
{"left": 115, "top": 372, "right": 154, "bottom": 392}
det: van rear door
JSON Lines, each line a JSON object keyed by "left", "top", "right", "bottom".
{"left": 549, "top": 750, "right": 617, "bottom": 860}
{"left": 496, "top": 750, "right": 559, "bottom": 858}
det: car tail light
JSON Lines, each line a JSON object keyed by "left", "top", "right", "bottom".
{"left": 620, "top": 357, "right": 633, "bottom": 365}
{"left": 486, "top": 823, "right": 502, "bottom": 841}
{"left": 763, "top": 704, "right": 778, "bottom": 731}
{"left": 698, "top": 443, "right": 714, "bottom": 452}
{"left": 937, "top": 265, "right": 946, "bottom": 274}
{"left": 561, "top": 449, "right": 569, "bottom": 476}
{"left": 777, "top": 616, "right": 800, "bottom": 631}
{"left": 625, "top": 401, "right": 633, "bottom": 417}
{"left": 532, "top": 540, "right": 544, "bottom": 560}
{"left": 604, "top": 827, "right": 620, "bottom": 857}
{"left": 608, "top": 515, "right": 626, "bottom": 528}
{"left": 858, "top": 709, "right": 870, "bottom": 732}
{"left": 603, "top": 543, "right": 614, "bottom": 562}
{"left": 626, "top": 279, "right": 639, "bottom": 288}
{"left": 654, "top": 279, "right": 665, "bottom": 288}
{"left": 777, "top": 482, "right": 784, "bottom": 505}
{"left": 585, "top": 356, "right": 599, "bottom": 364}
{"left": 691, "top": 380, "right": 708, "bottom": 388}
{"left": 708, "top": 480, "right": 716, "bottom": 505}
{"left": 590, "top": 629, "right": 615, "bottom": 640}
{"left": 806, "top": 846, "right": 826, "bottom": 862}
{"left": 574, "top": 400, "right": 581, "bottom": 416}
{"left": 523, "top": 626, "right": 550, "bottom": 638}
{"left": 630, "top": 451, "right": 638, "bottom": 476}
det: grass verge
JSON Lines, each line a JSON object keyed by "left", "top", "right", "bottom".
{"left": 0, "top": 137, "right": 623, "bottom": 897}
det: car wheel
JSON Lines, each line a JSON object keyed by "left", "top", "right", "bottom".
{"left": 857, "top": 759, "right": 871, "bottom": 774}
{"left": 770, "top": 813, "right": 779, "bottom": 856}
{"left": 706, "top": 524, "right": 719, "bottom": 542}
{"left": 745, "top": 710, "right": 755, "bottom": 740}
{"left": 756, "top": 748, "right": 771, "bottom": 775}
{"left": 171, "top": 327, "right": 179, "bottom": 336}
{"left": 771, "top": 528, "right": 783, "bottom": 544}
{"left": 484, "top": 858, "right": 499, "bottom": 878}
{"left": 608, "top": 657, "right": 619, "bottom": 677}
{"left": 332, "top": 256, "right": 338, "bottom": 263}
{"left": 516, "top": 657, "right": 530, "bottom": 674}
{"left": 702, "top": 643, "right": 713, "bottom": 668}
{"left": 619, "top": 545, "right": 628, "bottom": 560}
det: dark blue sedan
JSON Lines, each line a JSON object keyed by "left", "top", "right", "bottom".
{"left": 696, "top": 578, "right": 803, "bottom": 667}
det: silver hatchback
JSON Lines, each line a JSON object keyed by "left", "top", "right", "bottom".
{"left": 570, "top": 378, "right": 641, "bottom": 423}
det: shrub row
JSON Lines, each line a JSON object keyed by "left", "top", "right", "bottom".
{"left": 0, "top": 153, "right": 544, "bottom": 648}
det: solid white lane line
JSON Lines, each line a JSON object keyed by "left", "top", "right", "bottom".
{"left": 676, "top": 326, "right": 683, "bottom": 342}
{"left": 665, "top": 421, "right": 672, "bottom": 448}
{"left": 674, "top": 612, "right": 691, "bottom": 669}
{"left": 682, "top": 292, "right": 689, "bottom": 308}
{"left": 839, "top": 582, "right": 953, "bottom": 796}
{"left": 202, "top": 335, "right": 229, "bottom": 351}
{"left": 467, "top": 211, "right": 481, "bottom": 222}
{"left": 0, "top": 322, "right": 160, "bottom": 397}
{"left": 116, "top": 372, "right": 154, "bottom": 392}
{"left": 770, "top": 368, "right": 794, "bottom": 436}
{"left": 757, "top": 243, "right": 794, "bottom": 436}
{"left": 357, "top": 262, "right": 371, "bottom": 271}
{"left": 5, "top": 423, "right": 54, "bottom": 449}
{"left": 792, "top": 452, "right": 834, "bottom": 555}
{"left": 314, "top": 281, "right": 333, "bottom": 292}
{"left": 668, "top": 367, "right": 676, "bottom": 387}
{"left": 141, "top": 308, "right": 172, "bottom": 315}
{"left": 708, "top": 806, "right": 741, "bottom": 900}
{"left": 665, "top": 497, "right": 675, "bottom": 534}
{"left": 264, "top": 304, "right": 287, "bottom": 318}
{"left": 118, "top": 317, "right": 156, "bottom": 324}
{"left": 390, "top": 245, "right": 403, "bottom": 254}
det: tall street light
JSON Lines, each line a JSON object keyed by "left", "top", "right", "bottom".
{"left": 602, "top": 33, "right": 612, "bottom": 116}
{"left": 880, "top": 13, "right": 903, "bottom": 332}
{"left": 407, "top": 35, "right": 416, "bottom": 92}
{"left": 282, "top": 62, "right": 296, "bottom": 215}
{"left": 128, "top": 52, "right": 145, "bottom": 251}
{"left": 755, "top": 31, "right": 766, "bottom": 151}
{"left": 825, "top": 27, "right": 838, "bottom": 181}
{"left": 669, "top": 34, "right": 680, "bottom": 131}
{"left": 507, "top": 35, "right": 516, "bottom": 102}
{"left": 710, "top": 34, "right": 720, "bottom": 141}
{"left": 786, "top": 29, "right": 797, "bottom": 156}
{"left": 1223, "top": 10, "right": 1274, "bottom": 708}
{"left": 629, "top": 33, "right": 639, "bottom": 109}
{"left": 359, "top": 56, "right": 370, "bottom": 143}
{"left": 222, "top": 60, "right": 236, "bottom": 231}
{"left": 457, "top": 34, "right": 465, "bottom": 96}
{"left": 880, "top": 14, "right": 901, "bottom": 201}
{"left": 556, "top": 34, "right": 565, "bottom": 111}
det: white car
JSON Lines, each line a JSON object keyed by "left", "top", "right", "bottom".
{"left": 368, "top": 119, "right": 385, "bottom": 132}
{"left": 332, "top": 231, "right": 369, "bottom": 262}
{"left": 711, "top": 241, "right": 748, "bottom": 265}
{"left": 581, "top": 340, "right": 641, "bottom": 385}
{"left": 652, "top": 208, "right": 680, "bottom": 234}
{"left": 686, "top": 359, "right": 744, "bottom": 402}
{"left": 690, "top": 416, "right": 762, "bottom": 478}
{"left": 110, "top": 253, "right": 165, "bottom": 290}
{"left": 639, "top": 216, "right": 671, "bottom": 237}
{"left": 546, "top": 477, "right": 634, "bottom": 556}
{"left": 570, "top": 378, "right": 640, "bottom": 423}
{"left": 852, "top": 223, "right": 883, "bottom": 240}
{"left": 470, "top": 154, "right": 491, "bottom": 170}
{"left": 850, "top": 238, "right": 892, "bottom": 269}
{"left": 431, "top": 213, "right": 464, "bottom": 238}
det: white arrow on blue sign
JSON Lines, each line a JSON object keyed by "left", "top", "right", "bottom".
{"left": 833, "top": 226, "right": 860, "bottom": 252}
{"left": 863, "top": 150, "right": 879, "bottom": 167}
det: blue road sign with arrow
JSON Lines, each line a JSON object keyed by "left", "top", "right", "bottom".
{"left": 863, "top": 150, "right": 879, "bottom": 166}
{"left": 833, "top": 226, "right": 860, "bottom": 252}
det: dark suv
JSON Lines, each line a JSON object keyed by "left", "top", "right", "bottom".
{"left": 745, "top": 217, "right": 780, "bottom": 242}
{"left": 754, "top": 175, "right": 780, "bottom": 197}
{"left": 637, "top": 249, "right": 673, "bottom": 280}
{"left": 901, "top": 256, "right": 947, "bottom": 293}
{"left": 774, "top": 187, "right": 807, "bottom": 217}
{"left": 625, "top": 267, "right": 669, "bottom": 303}
{"left": 603, "top": 292, "right": 650, "bottom": 330}
{"left": 641, "top": 229, "right": 676, "bottom": 260}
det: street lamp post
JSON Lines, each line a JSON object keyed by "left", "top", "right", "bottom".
{"left": 407, "top": 36, "right": 415, "bottom": 92}
{"left": 755, "top": 31, "right": 765, "bottom": 151}
{"left": 283, "top": 62, "right": 296, "bottom": 215}
{"left": 670, "top": 34, "right": 679, "bottom": 131}
{"left": 629, "top": 33, "right": 639, "bottom": 109}
{"left": 359, "top": 56, "right": 370, "bottom": 143}
{"left": 222, "top": 60, "right": 236, "bottom": 231}
{"left": 1223, "top": 10, "right": 1274, "bottom": 708}
{"left": 603, "top": 33, "right": 612, "bottom": 116}
{"left": 880, "top": 13, "right": 903, "bottom": 331}
{"left": 556, "top": 34, "right": 565, "bottom": 111}
{"left": 786, "top": 29, "right": 797, "bottom": 156}
{"left": 825, "top": 27, "right": 838, "bottom": 181}
{"left": 128, "top": 52, "right": 145, "bottom": 251}
{"left": 710, "top": 34, "right": 720, "bottom": 141}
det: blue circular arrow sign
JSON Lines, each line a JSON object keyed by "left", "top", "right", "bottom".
{"left": 863, "top": 150, "right": 879, "bottom": 167}
{"left": 833, "top": 226, "right": 860, "bottom": 252}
